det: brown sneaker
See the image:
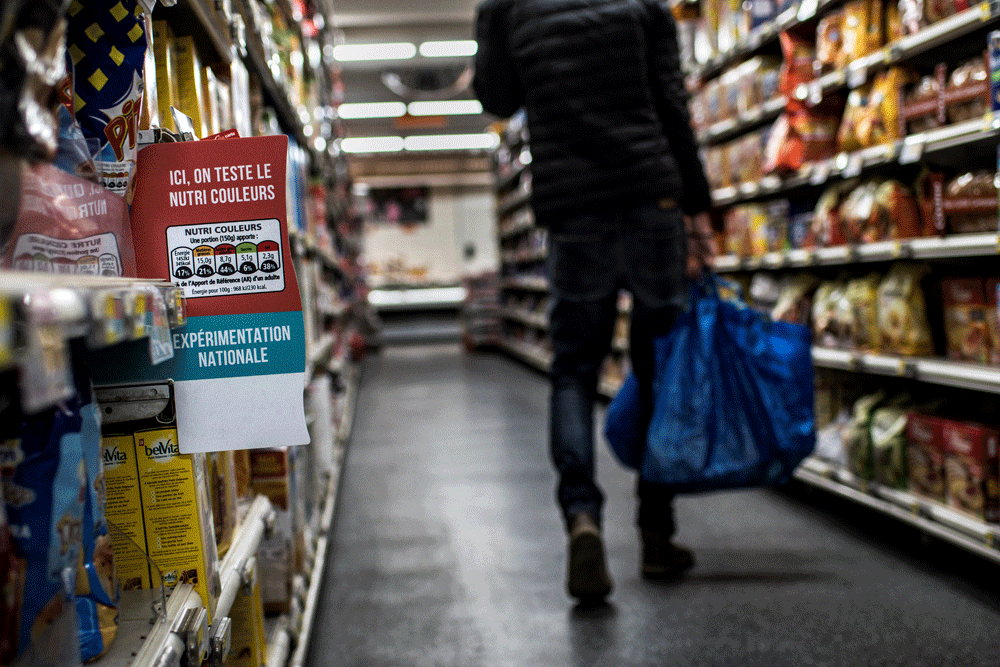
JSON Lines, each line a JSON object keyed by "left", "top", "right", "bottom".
{"left": 640, "top": 530, "right": 694, "bottom": 580}
{"left": 566, "top": 513, "right": 613, "bottom": 601}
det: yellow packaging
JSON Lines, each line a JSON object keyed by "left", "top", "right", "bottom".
{"left": 171, "top": 35, "right": 207, "bottom": 138}
{"left": 133, "top": 429, "right": 221, "bottom": 622}
{"left": 225, "top": 561, "right": 266, "bottom": 667}
{"left": 139, "top": 14, "right": 159, "bottom": 130}
{"left": 202, "top": 67, "right": 221, "bottom": 136}
{"left": 102, "top": 434, "right": 152, "bottom": 592}
{"left": 150, "top": 21, "right": 179, "bottom": 131}
{"left": 208, "top": 451, "right": 238, "bottom": 558}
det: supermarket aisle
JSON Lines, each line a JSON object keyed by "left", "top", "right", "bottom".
{"left": 309, "top": 344, "right": 1000, "bottom": 667}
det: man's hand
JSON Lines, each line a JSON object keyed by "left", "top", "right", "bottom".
{"left": 685, "top": 211, "right": 717, "bottom": 279}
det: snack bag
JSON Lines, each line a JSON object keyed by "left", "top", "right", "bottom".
{"left": 4, "top": 161, "right": 137, "bottom": 276}
{"left": 839, "top": 0, "right": 870, "bottom": 67}
{"left": 878, "top": 264, "right": 934, "bottom": 356}
{"left": 816, "top": 11, "right": 845, "bottom": 73}
{"left": 1, "top": 383, "right": 88, "bottom": 666}
{"left": 66, "top": 0, "right": 149, "bottom": 196}
{"left": 861, "top": 67, "right": 910, "bottom": 147}
{"left": 847, "top": 273, "right": 882, "bottom": 352}
{"left": 942, "top": 278, "right": 989, "bottom": 363}
{"left": 778, "top": 31, "right": 815, "bottom": 99}
{"left": 771, "top": 274, "right": 820, "bottom": 324}
{"left": 844, "top": 391, "right": 885, "bottom": 480}
{"left": 837, "top": 86, "right": 871, "bottom": 152}
{"left": 809, "top": 183, "right": 851, "bottom": 247}
{"left": 813, "top": 280, "right": 849, "bottom": 348}
{"left": 871, "top": 403, "right": 910, "bottom": 489}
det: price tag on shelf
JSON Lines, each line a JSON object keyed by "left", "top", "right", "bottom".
{"left": 848, "top": 63, "right": 868, "bottom": 89}
{"left": 798, "top": 0, "right": 820, "bottom": 21}
{"left": 842, "top": 153, "right": 864, "bottom": 178}
{"left": 899, "top": 135, "right": 925, "bottom": 164}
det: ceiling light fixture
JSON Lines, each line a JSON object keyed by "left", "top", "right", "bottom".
{"left": 337, "top": 102, "right": 407, "bottom": 119}
{"left": 340, "top": 136, "right": 405, "bottom": 153}
{"left": 418, "top": 40, "right": 479, "bottom": 57}
{"left": 332, "top": 42, "right": 417, "bottom": 62}
{"left": 407, "top": 100, "right": 483, "bottom": 116}
{"left": 403, "top": 133, "right": 499, "bottom": 151}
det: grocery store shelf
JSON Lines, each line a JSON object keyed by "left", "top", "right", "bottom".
{"left": 102, "top": 584, "right": 205, "bottom": 667}
{"left": 499, "top": 337, "right": 553, "bottom": 371}
{"left": 812, "top": 346, "right": 1000, "bottom": 395}
{"left": 711, "top": 115, "right": 999, "bottom": 208}
{"left": 156, "top": 0, "right": 234, "bottom": 66}
{"left": 289, "top": 467, "right": 343, "bottom": 667}
{"left": 498, "top": 210, "right": 537, "bottom": 239}
{"left": 501, "top": 307, "right": 548, "bottom": 330}
{"left": 242, "top": 33, "right": 309, "bottom": 148}
{"left": 699, "top": 96, "right": 786, "bottom": 145}
{"left": 498, "top": 189, "right": 531, "bottom": 217}
{"left": 714, "top": 231, "right": 999, "bottom": 272}
{"left": 0, "top": 274, "right": 185, "bottom": 413}
{"left": 794, "top": 457, "right": 1000, "bottom": 563}
{"left": 502, "top": 275, "right": 549, "bottom": 292}
{"left": 368, "top": 286, "right": 466, "bottom": 312}
{"left": 500, "top": 247, "right": 547, "bottom": 264}
{"left": 214, "top": 496, "right": 276, "bottom": 634}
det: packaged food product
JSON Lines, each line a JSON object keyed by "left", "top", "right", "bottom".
{"left": 860, "top": 67, "right": 910, "bottom": 147}
{"left": 990, "top": 31, "right": 1000, "bottom": 115}
{"left": 907, "top": 412, "right": 947, "bottom": 501}
{"left": 724, "top": 205, "right": 749, "bottom": 256}
{"left": 902, "top": 67, "right": 946, "bottom": 134}
{"left": 837, "top": 85, "right": 871, "bottom": 152}
{"left": 986, "top": 278, "right": 1000, "bottom": 365}
{"left": 208, "top": 451, "right": 238, "bottom": 558}
{"left": 944, "top": 55, "right": 989, "bottom": 124}
{"left": 943, "top": 420, "right": 1000, "bottom": 522}
{"left": 249, "top": 449, "right": 292, "bottom": 613}
{"left": 171, "top": 35, "right": 209, "bottom": 139}
{"left": 0, "top": 497, "right": 25, "bottom": 665}
{"left": 226, "top": 559, "right": 266, "bottom": 667}
{"left": 838, "top": 0, "right": 874, "bottom": 68}
{"left": 900, "top": 0, "right": 925, "bottom": 35}
{"left": 885, "top": 0, "right": 905, "bottom": 42}
{"left": 844, "top": 391, "right": 885, "bottom": 480}
{"left": 878, "top": 264, "right": 934, "bottom": 356}
{"left": 841, "top": 179, "right": 924, "bottom": 243}
{"left": 151, "top": 21, "right": 179, "bottom": 132}
{"left": 942, "top": 171, "right": 1000, "bottom": 234}
{"left": 871, "top": 403, "right": 909, "bottom": 489}
{"left": 846, "top": 274, "right": 882, "bottom": 352}
{"left": 1, "top": 381, "right": 88, "bottom": 666}
{"left": 73, "top": 360, "right": 118, "bottom": 663}
{"left": 813, "top": 280, "right": 849, "bottom": 347}
{"left": 778, "top": 31, "right": 815, "bottom": 99}
{"left": 809, "top": 183, "right": 851, "bottom": 247}
{"left": 942, "top": 278, "right": 989, "bottom": 363}
{"left": 4, "top": 161, "right": 137, "bottom": 276}
{"left": 815, "top": 10, "right": 844, "bottom": 74}
{"left": 765, "top": 199, "right": 791, "bottom": 252}
{"left": 771, "top": 274, "right": 820, "bottom": 324}
{"left": 98, "top": 385, "right": 221, "bottom": 623}
{"left": 762, "top": 111, "right": 839, "bottom": 175}
{"left": 66, "top": 0, "right": 148, "bottom": 196}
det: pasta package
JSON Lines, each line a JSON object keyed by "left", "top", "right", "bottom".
{"left": 878, "top": 264, "right": 934, "bottom": 356}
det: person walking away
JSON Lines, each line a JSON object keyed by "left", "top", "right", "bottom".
{"left": 473, "top": 0, "right": 716, "bottom": 602}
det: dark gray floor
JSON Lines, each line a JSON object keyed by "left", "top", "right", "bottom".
{"left": 308, "top": 344, "right": 1000, "bottom": 667}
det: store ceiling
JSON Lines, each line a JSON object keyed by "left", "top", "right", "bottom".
{"left": 328, "top": 0, "right": 496, "bottom": 182}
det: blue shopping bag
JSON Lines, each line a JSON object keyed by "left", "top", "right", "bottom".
{"left": 605, "top": 276, "right": 815, "bottom": 492}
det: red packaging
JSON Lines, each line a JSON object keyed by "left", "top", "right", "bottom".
{"left": 905, "top": 413, "right": 947, "bottom": 501}
{"left": 986, "top": 278, "right": 1000, "bottom": 364}
{"left": 942, "top": 420, "right": 1000, "bottom": 523}
{"left": 0, "top": 503, "right": 26, "bottom": 664}
{"left": 3, "top": 162, "right": 136, "bottom": 276}
{"left": 942, "top": 278, "right": 989, "bottom": 363}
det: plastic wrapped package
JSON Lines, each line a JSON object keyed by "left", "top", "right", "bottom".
{"left": 843, "top": 391, "right": 886, "bottom": 480}
{"left": 809, "top": 182, "right": 852, "bottom": 247}
{"left": 838, "top": 0, "right": 873, "bottom": 67}
{"left": 837, "top": 85, "right": 872, "bottom": 152}
{"left": 859, "top": 68, "right": 910, "bottom": 147}
{"left": 778, "top": 31, "right": 815, "bottom": 99}
{"left": 765, "top": 198, "right": 791, "bottom": 252}
{"left": 941, "top": 171, "right": 999, "bottom": 233}
{"left": 763, "top": 111, "right": 839, "bottom": 175}
{"left": 907, "top": 413, "right": 947, "bottom": 501}
{"left": 3, "top": 161, "right": 137, "bottom": 276}
{"left": 813, "top": 280, "right": 850, "bottom": 348}
{"left": 945, "top": 55, "right": 989, "bottom": 124}
{"left": 839, "top": 179, "right": 924, "bottom": 244}
{"left": 816, "top": 10, "right": 845, "bottom": 74}
{"left": 846, "top": 273, "right": 882, "bottom": 352}
{"left": 902, "top": 68, "right": 946, "bottom": 134}
{"left": 772, "top": 274, "right": 820, "bottom": 324}
{"left": 942, "top": 278, "right": 989, "bottom": 363}
{"left": 886, "top": 0, "right": 905, "bottom": 42}
{"left": 66, "top": 0, "right": 148, "bottom": 196}
{"left": 871, "top": 400, "right": 911, "bottom": 489}
{"left": 878, "top": 264, "right": 934, "bottom": 356}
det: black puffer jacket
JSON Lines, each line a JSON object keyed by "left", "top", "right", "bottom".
{"left": 473, "top": 0, "right": 712, "bottom": 224}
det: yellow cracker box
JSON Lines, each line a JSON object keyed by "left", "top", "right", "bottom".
{"left": 172, "top": 35, "right": 207, "bottom": 138}
{"left": 133, "top": 429, "right": 221, "bottom": 621}
{"left": 102, "top": 434, "right": 152, "bottom": 592}
{"left": 225, "top": 560, "right": 266, "bottom": 667}
{"left": 150, "top": 21, "right": 179, "bottom": 131}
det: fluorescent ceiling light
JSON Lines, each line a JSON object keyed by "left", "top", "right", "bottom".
{"left": 407, "top": 100, "right": 483, "bottom": 116}
{"left": 419, "top": 40, "right": 478, "bottom": 57}
{"left": 337, "top": 102, "right": 407, "bottom": 119}
{"left": 340, "top": 136, "right": 405, "bottom": 153}
{"left": 333, "top": 42, "right": 416, "bottom": 61}
{"left": 403, "top": 133, "right": 499, "bottom": 151}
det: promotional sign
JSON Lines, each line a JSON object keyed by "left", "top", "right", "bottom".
{"left": 104, "top": 134, "right": 309, "bottom": 453}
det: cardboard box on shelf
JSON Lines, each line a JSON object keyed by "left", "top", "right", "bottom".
{"left": 249, "top": 448, "right": 292, "bottom": 613}
{"left": 226, "top": 560, "right": 266, "bottom": 667}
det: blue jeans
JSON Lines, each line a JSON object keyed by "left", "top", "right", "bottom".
{"left": 545, "top": 201, "right": 686, "bottom": 535}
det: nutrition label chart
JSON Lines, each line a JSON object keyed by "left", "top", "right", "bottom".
{"left": 166, "top": 218, "right": 285, "bottom": 298}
